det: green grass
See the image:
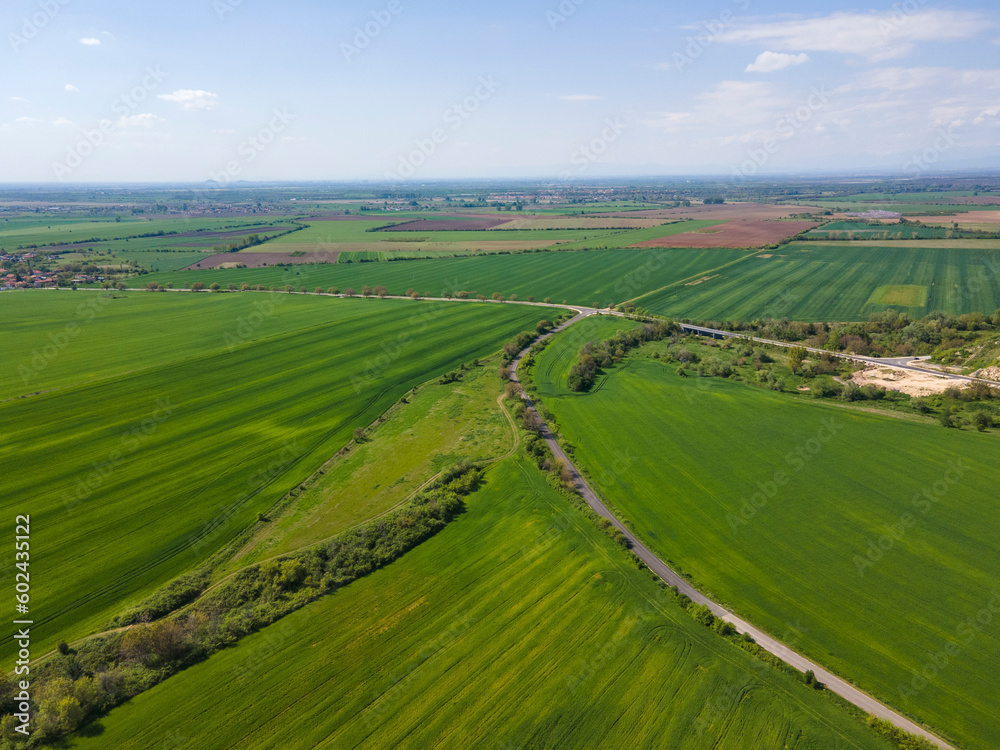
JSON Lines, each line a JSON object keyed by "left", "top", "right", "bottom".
{"left": 551, "top": 219, "right": 726, "bottom": 249}
{"left": 68, "top": 456, "right": 894, "bottom": 750}
{"left": 0, "top": 292, "right": 549, "bottom": 660}
{"left": 868, "top": 285, "right": 929, "bottom": 307}
{"left": 251, "top": 219, "right": 626, "bottom": 249}
{"left": 138, "top": 247, "right": 747, "bottom": 308}
{"left": 637, "top": 242, "right": 1000, "bottom": 321}
{"left": 531, "top": 318, "right": 1000, "bottom": 750}
{"left": 806, "top": 222, "right": 965, "bottom": 240}
{"left": 224, "top": 355, "right": 517, "bottom": 570}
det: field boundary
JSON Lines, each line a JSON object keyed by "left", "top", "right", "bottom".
{"left": 508, "top": 318, "right": 959, "bottom": 750}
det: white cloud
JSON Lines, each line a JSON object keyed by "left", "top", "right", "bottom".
{"left": 558, "top": 94, "right": 603, "bottom": 101}
{"left": 79, "top": 37, "right": 101, "bottom": 46}
{"left": 717, "top": 10, "right": 987, "bottom": 62}
{"left": 214, "top": 128, "right": 237, "bottom": 135}
{"left": 52, "top": 117, "right": 74, "bottom": 127}
{"left": 65, "top": 84, "right": 79, "bottom": 93}
{"left": 157, "top": 89, "right": 218, "bottom": 111}
{"left": 117, "top": 113, "right": 164, "bottom": 128}
{"left": 745, "top": 51, "right": 809, "bottom": 73}
{"left": 15, "top": 117, "right": 42, "bottom": 124}
{"left": 10, "top": 96, "right": 29, "bottom": 104}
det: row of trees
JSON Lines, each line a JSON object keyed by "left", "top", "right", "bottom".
{"left": 1, "top": 464, "right": 483, "bottom": 746}
{"left": 567, "top": 321, "right": 677, "bottom": 391}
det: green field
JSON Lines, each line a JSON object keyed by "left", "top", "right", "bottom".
{"left": 224, "top": 353, "right": 519, "bottom": 570}
{"left": 530, "top": 318, "right": 1000, "bottom": 750}
{"left": 250, "top": 218, "right": 630, "bottom": 249}
{"left": 636, "top": 242, "right": 1000, "bottom": 320}
{"left": 68, "top": 457, "right": 894, "bottom": 750}
{"left": 138, "top": 247, "right": 747, "bottom": 308}
{"left": 806, "top": 222, "right": 965, "bottom": 240}
{"left": 868, "top": 285, "right": 929, "bottom": 307}
{"left": 0, "top": 292, "right": 549, "bottom": 659}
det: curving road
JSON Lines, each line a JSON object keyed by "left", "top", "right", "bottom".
{"left": 509, "top": 309, "right": 958, "bottom": 750}
{"left": 66, "top": 287, "right": 965, "bottom": 746}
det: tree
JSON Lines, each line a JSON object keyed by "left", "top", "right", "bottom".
{"left": 315, "top": 287, "right": 324, "bottom": 294}
{"left": 457, "top": 290, "right": 469, "bottom": 299}
{"left": 146, "top": 282, "right": 159, "bottom": 291}
{"left": 537, "top": 320, "right": 554, "bottom": 333}
{"left": 787, "top": 346, "right": 807, "bottom": 373}
{"left": 973, "top": 411, "right": 991, "bottom": 432}
{"left": 362, "top": 285, "right": 373, "bottom": 296}
{"left": 191, "top": 281, "right": 205, "bottom": 292}
{"left": 375, "top": 285, "right": 388, "bottom": 297}
{"left": 228, "top": 283, "right": 238, "bottom": 291}
{"left": 344, "top": 287, "right": 356, "bottom": 297}
{"left": 299, "top": 286, "right": 307, "bottom": 293}
{"left": 210, "top": 282, "right": 221, "bottom": 292}
{"left": 353, "top": 427, "right": 366, "bottom": 442}
{"left": 939, "top": 407, "right": 955, "bottom": 428}
{"left": 240, "top": 282, "right": 251, "bottom": 291}
{"left": 115, "top": 282, "right": 127, "bottom": 290}
{"left": 283, "top": 284, "right": 293, "bottom": 293}
{"left": 328, "top": 287, "right": 340, "bottom": 295}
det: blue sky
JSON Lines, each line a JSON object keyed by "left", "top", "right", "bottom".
{"left": 2, "top": 0, "right": 998, "bottom": 182}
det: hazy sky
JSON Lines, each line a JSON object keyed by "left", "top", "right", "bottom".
{"left": 2, "top": 0, "right": 998, "bottom": 182}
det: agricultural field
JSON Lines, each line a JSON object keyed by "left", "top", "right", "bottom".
{"left": 248, "top": 218, "right": 639, "bottom": 253}
{"left": 223, "top": 353, "right": 521, "bottom": 570}
{"left": 0, "top": 291, "right": 550, "bottom": 659}
{"left": 806, "top": 222, "right": 961, "bottom": 240}
{"left": 529, "top": 318, "right": 1000, "bottom": 750}
{"left": 139, "top": 247, "right": 749, "bottom": 308}
{"left": 635, "top": 242, "right": 1000, "bottom": 321}
{"left": 632, "top": 220, "right": 817, "bottom": 248}
{"left": 68, "top": 457, "right": 894, "bottom": 750}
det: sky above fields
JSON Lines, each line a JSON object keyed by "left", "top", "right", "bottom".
{"left": 1, "top": 0, "right": 999, "bottom": 182}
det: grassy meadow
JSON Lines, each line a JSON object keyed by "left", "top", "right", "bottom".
{"left": 529, "top": 317, "right": 1000, "bottom": 750}
{"left": 0, "top": 291, "right": 549, "bottom": 660}
{"left": 68, "top": 457, "right": 894, "bottom": 750}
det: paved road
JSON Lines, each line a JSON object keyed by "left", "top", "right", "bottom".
{"left": 69, "top": 288, "right": 964, "bottom": 745}
{"left": 509, "top": 313, "right": 958, "bottom": 750}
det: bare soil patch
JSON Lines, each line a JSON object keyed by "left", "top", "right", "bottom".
{"left": 851, "top": 365, "right": 957, "bottom": 397}
{"left": 631, "top": 220, "right": 817, "bottom": 248}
